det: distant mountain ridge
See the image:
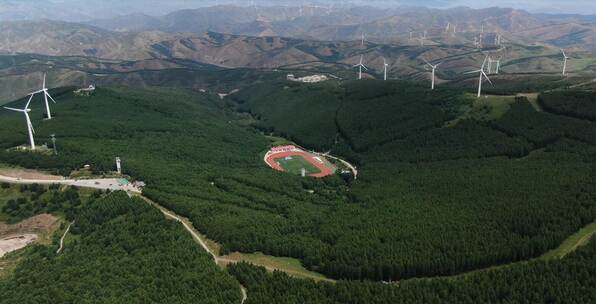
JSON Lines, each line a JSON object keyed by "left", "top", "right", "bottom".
{"left": 86, "top": 5, "right": 596, "bottom": 51}
{"left": 0, "top": 19, "right": 595, "bottom": 72}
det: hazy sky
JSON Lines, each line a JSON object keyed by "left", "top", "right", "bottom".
{"left": 438, "top": 0, "right": 596, "bottom": 14}
{"left": 118, "top": 0, "right": 596, "bottom": 15}
{"left": 2, "top": 0, "right": 595, "bottom": 21}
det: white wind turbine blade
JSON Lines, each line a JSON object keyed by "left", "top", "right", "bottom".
{"left": 464, "top": 69, "right": 482, "bottom": 75}
{"left": 3, "top": 106, "right": 24, "bottom": 112}
{"left": 45, "top": 91, "right": 57, "bottom": 104}
{"left": 482, "top": 71, "right": 493, "bottom": 85}
{"left": 422, "top": 58, "right": 431, "bottom": 66}
{"left": 561, "top": 49, "right": 567, "bottom": 58}
{"left": 361, "top": 64, "right": 368, "bottom": 71}
{"left": 481, "top": 55, "right": 489, "bottom": 69}
{"left": 25, "top": 94, "right": 34, "bottom": 109}
{"left": 24, "top": 112, "right": 35, "bottom": 134}
{"left": 42, "top": 73, "right": 46, "bottom": 89}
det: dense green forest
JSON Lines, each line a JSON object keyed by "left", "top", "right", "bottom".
{"left": 228, "top": 237, "right": 596, "bottom": 304}
{"left": 539, "top": 90, "right": 596, "bottom": 121}
{"left": 0, "top": 183, "right": 96, "bottom": 222}
{"left": 0, "top": 82, "right": 594, "bottom": 282}
{"left": 0, "top": 192, "right": 242, "bottom": 304}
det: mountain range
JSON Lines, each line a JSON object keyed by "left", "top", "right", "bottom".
{"left": 84, "top": 6, "right": 596, "bottom": 51}
{"left": 0, "top": 5, "right": 595, "bottom": 103}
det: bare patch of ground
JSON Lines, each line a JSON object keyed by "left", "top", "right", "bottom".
{"left": 219, "top": 252, "right": 334, "bottom": 282}
{"left": 0, "top": 166, "right": 63, "bottom": 181}
{"left": 0, "top": 214, "right": 61, "bottom": 245}
{"left": 0, "top": 234, "right": 37, "bottom": 258}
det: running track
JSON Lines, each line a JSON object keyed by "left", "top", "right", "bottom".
{"left": 264, "top": 150, "right": 334, "bottom": 178}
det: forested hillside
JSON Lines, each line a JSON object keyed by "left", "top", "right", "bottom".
{"left": 0, "top": 83, "right": 594, "bottom": 283}
{"left": 229, "top": 237, "right": 596, "bottom": 303}
{"left": 0, "top": 192, "right": 242, "bottom": 304}
{"left": 230, "top": 80, "right": 596, "bottom": 279}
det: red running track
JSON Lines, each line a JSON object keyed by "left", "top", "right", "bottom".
{"left": 265, "top": 150, "right": 334, "bottom": 178}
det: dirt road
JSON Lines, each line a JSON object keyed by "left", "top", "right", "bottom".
{"left": 56, "top": 221, "right": 74, "bottom": 254}
{"left": 139, "top": 196, "right": 248, "bottom": 303}
{"left": 0, "top": 174, "right": 141, "bottom": 193}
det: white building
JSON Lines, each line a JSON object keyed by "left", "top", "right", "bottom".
{"left": 287, "top": 74, "right": 329, "bottom": 83}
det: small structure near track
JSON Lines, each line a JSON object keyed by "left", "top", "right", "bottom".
{"left": 264, "top": 145, "right": 336, "bottom": 178}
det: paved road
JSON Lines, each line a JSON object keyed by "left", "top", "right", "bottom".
{"left": 0, "top": 174, "right": 141, "bottom": 193}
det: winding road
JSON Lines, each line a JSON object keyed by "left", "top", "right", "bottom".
{"left": 3, "top": 169, "right": 596, "bottom": 302}
{"left": 0, "top": 173, "right": 246, "bottom": 302}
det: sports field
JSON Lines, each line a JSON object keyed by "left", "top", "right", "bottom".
{"left": 274, "top": 155, "right": 321, "bottom": 175}
{"left": 264, "top": 146, "right": 335, "bottom": 178}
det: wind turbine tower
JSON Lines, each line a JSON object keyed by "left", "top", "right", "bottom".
{"left": 465, "top": 56, "right": 493, "bottom": 98}
{"left": 487, "top": 57, "right": 493, "bottom": 74}
{"left": 30, "top": 73, "right": 57, "bottom": 120}
{"left": 4, "top": 95, "right": 36, "bottom": 150}
{"left": 423, "top": 59, "right": 441, "bottom": 90}
{"left": 353, "top": 55, "right": 368, "bottom": 80}
{"left": 383, "top": 58, "right": 389, "bottom": 81}
{"left": 418, "top": 34, "right": 425, "bottom": 46}
{"left": 50, "top": 134, "right": 57, "bottom": 155}
{"left": 116, "top": 157, "right": 122, "bottom": 174}
{"left": 561, "top": 49, "right": 569, "bottom": 76}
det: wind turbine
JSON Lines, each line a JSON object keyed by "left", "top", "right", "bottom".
{"left": 465, "top": 56, "right": 492, "bottom": 98}
{"left": 361, "top": 32, "right": 365, "bottom": 47}
{"left": 417, "top": 33, "right": 425, "bottom": 46}
{"left": 353, "top": 55, "right": 368, "bottom": 80}
{"left": 494, "top": 59, "right": 501, "bottom": 74}
{"left": 445, "top": 22, "right": 450, "bottom": 32}
{"left": 383, "top": 58, "right": 389, "bottom": 81}
{"left": 423, "top": 59, "right": 441, "bottom": 90}
{"left": 561, "top": 49, "right": 569, "bottom": 76}
{"left": 30, "top": 73, "right": 57, "bottom": 120}
{"left": 487, "top": 57, "right": 493, "bottom": 74}
{"left": 4, "top": 94, "right": 36, "bottom": 150}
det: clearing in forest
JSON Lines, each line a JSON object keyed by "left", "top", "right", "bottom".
{"left": 264, "top": 145, "right": 335, "bottom": 177}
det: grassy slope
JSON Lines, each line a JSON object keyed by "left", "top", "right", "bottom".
{"left": 542, "top": 221, "right": 596, "bottom": 259}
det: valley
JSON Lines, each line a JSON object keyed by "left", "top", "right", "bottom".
{"left": 0, "top": 3, "right": 595, "bottom": 303}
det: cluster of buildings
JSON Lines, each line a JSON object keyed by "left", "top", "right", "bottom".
{"left": 286, "top": 74, "right": 329, "bottom": 83}
{"left": 270, "top": 145, "right": 299, "bottom": 153}
{"left": 74, "top": 85, "right": 96, "bottom": 96}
